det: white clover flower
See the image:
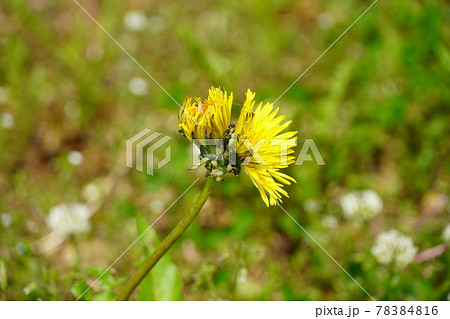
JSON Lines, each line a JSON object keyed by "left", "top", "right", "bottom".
{"left": 128, "top": 77, "right": 149, "bottom": 96}
{"left": 68, "top": 150, "right": 84, "bottom": 166}
{"left": 316, "top": 12, "right": 335, "bottom": 30}
{"left": 123, "top": 11, "right": 148, "bottom": 32}
{"left": 340, "top": 189, "right": 383, "bottom": 221}
{"left": 303, "top": 199, "right": 322, "bottom": 213}
{"left": 321, "top": 215, "right": 338, "bottom": 229}
{"left": 1, "top": 213, "right": 12, "bottom": 227}
{"left": 149, "top": 200, "right": 165, "bottom": 213}
{"left": 371, "top": 229, "right": 418, "bottom": 269}
{"left": 1, "top": 112, "right": 15, "bottom": 129}
{"left": 236, "top": 267, "right": 248, "bottom": 283}
{"left": 82, "top": 182, "right": 102, "bottom": 204}
{"left": 443, "top": 224, "right": 450, "bottom": 244}
{"left": 47, "top": 203, "right": 92, "bottom": 236}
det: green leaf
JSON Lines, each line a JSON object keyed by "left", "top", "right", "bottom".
{"left": 0, "top": 261, "right": 7, "bottom": 292}
{"left": 72, "top": 266, "right": 124, "bottom": 301}
{"left": 71, "top": 280, "right": 92, "bottom": 301}
{"left": 135, "top": 215, "right": 183, "bottom": 300}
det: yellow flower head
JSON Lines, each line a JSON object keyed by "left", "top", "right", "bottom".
{"left": 236, "top": 90, "right": 297, "bottom": 206}
{"left": 179, "top": 88, "right": 297, "bottom": 207}
{"left": 178, "top": 87, "right": 233, "bottom": 141}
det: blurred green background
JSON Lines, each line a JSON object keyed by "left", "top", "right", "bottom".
{"left": 0, "top": 0, "right": 449, "bottom": 300}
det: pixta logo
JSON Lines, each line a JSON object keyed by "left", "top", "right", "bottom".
{"left": 126, "top": 129, "right": 171, "bottom": 175}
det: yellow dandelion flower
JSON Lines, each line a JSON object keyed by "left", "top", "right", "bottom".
{"left": 178, "top": 86, "right": 233, "bottom": 141}
{"left": 236, "top": 89, "right": 297, "bottom": 206}
{"left": 178, "top": 87, "right": 297, "bottom": 207}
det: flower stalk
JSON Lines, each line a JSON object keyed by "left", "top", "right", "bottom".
{"left": 117, "top": 177, "right": 215, "bottom": 301}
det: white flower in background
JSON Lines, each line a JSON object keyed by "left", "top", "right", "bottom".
{"left": 321, "top": 215, "right": 338, "bottom": 229}
{"left": 1, "top": 112, "right": 15, "bottom": 129}
{"left": 340, "top": 189, "right": 382, "bottom": 221}
{"left": 148, "top": 15, "right": 166, "bottom": 33}
{"left": 23, "top": 282, "right": 37, "bottom": 296}
{"left": 236, "top": 267, "right": 248, "bottom": 283}
{"left": 443, "top": 224, "right": 450, "bottom": 244}
{"left": 47, "top": 203, "right": 92, "bottom": 236}
{"left": 128, "top": 76, "right": 149, "bottom": 96}
{"left": 68, "top": 150, "right": 84, "bottom": 166}
{"left": 82, "top": 182, "right": 102, "bottom": 204}
{"left": 1, "top": 213, "right": 12, "bottom": 227}
{"left": 149, "top": 200, "right": 165, "bottom": 214}
{"left": 303, "top": 199, "right": 322, "bottom": 213}
{"left": 371, "top": 229, "right": 418, "bottom": 269}
{"left": 316, "top": 12, "right": 335, "bottom": 30}
{"left": 123, "top": 11, "right": 148, "bottom": 32}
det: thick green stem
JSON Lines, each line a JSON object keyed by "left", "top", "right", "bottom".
{"left": 117, "top": 177, "right": 215, "bottom": 301}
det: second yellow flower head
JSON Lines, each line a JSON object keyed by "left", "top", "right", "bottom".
{"left": 178, "top": 87, "right": 233, "bottom": 141}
